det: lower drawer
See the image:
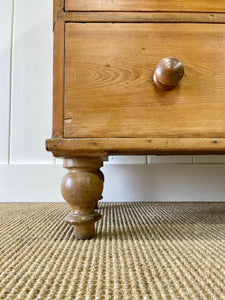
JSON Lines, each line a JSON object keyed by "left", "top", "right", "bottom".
{"left": 64, "top": 23, "right": 225, "bottom": 138}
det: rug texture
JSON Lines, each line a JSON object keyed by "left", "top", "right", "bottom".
{"left": 0, "top": 202, "right": 225, "bottom": 300}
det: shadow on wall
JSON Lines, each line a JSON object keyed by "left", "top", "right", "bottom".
{"left": 102, "top": 164, "right": 225, "bottom": 202}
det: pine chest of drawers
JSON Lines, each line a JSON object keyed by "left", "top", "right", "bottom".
{"left": 46, "top": 0, "right": 225, "bottom": 239}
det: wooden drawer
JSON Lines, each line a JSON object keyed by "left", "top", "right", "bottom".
{"left": 64, "top": 23, "right": 225, "bottom": 138}
{"left": 65, "top": 0, "right": 225, "bottom": 12}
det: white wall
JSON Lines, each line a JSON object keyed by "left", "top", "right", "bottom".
{"left": 1, "top": 0, "right": 225, "bottom": 202}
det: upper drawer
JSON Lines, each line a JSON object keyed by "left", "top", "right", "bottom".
{"left": 65, "top": 0, "right": 225, "bottom": 12}
{"left": 64, "top": 23, "right": 225, "bottom": 139}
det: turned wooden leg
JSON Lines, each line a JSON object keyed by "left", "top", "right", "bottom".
{"left": 61, "top": 157, "right": 104, "bottom": 240}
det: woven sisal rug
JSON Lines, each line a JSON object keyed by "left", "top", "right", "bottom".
{"left": 0, "top": 202, "right": 225, "bottom": 299}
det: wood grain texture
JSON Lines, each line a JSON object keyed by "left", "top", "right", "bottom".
{"left": 65, "top": 0, "right": 225, "bottom": 12}
{"left": 46, "top": 138, "right": 225, "bottom": 157}
{"left": 65, "top": 23, "right": 225, "bottom": 139}
{"left": 52, "top": 21, "right": 64, "bottom": 137}
{"left": 57, "top": 11, "right": 225, "bottom": 24}
{"left": 53, "top": 0, "right": 64, "bottom": 26}
{"left": 62, "top": 157, "right": 103, "bottom": 239}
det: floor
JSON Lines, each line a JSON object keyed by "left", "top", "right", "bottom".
{"left": 1, "top": 202, "right": 225, "bottom": 300}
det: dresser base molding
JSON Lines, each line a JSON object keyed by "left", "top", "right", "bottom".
{"left": 46, "top": 138, "right": 225, "bottom": 157}
{"left": 61, "top": 158, "right": 104, "bottom": 239}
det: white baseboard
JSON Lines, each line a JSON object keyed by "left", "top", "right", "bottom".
{"left": 1, "top": 164, "right": 225, "bottom": 202}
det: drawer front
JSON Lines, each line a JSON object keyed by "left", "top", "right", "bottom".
{"left": 64, "top": 23, "right": 225, "bottom": 138}
{"left": 65, "top": 0, "right": 225, "bottom": 12}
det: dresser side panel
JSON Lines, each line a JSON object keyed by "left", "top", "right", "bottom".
{"left": 53, "top": 0, "right": 64, "bottom": 25}
{"left": 52, "top": 21, "right": 65, "bottom": 138}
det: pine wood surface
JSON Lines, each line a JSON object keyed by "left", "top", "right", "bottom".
{"left": 62, "top": 158, "right": 103, "bottom": 239}
{"left": 65, "top": 0, "right": 225, "bottom": 12}
{"left": 64, "top": 23, "right": 225, "bottom": 139}
{"left": 52, "top": 21, "right": 64, "bottom": 137}
{"left": 53, "top": 0, "right": 64, "bottom": 25}
{"left": 56, "top": 11, "right": 225, "bottom": 24}
{"left": 46, "top": 138, "right": 225, "bottom": 157}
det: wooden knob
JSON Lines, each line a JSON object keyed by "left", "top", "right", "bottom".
{"left": 153, "top": 57, "right": 184, "bottom": 90}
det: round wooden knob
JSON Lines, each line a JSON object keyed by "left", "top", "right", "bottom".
{"left": 153, "top": 57, "right": 184, "bottom": 90}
